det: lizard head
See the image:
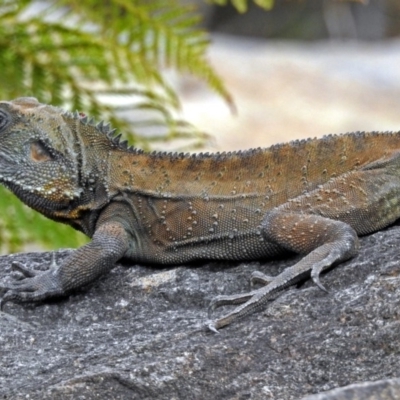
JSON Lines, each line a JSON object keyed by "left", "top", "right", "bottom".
{"left": 0, "top": 97, "right": 109, "bottom": 221}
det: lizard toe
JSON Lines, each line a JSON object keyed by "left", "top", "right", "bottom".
{"left": 208, "top": 292, "right": 253, "bottom": 318}
{"left": 250, "top": 270, "right": 275, "bottom": 288}
{"left": 11, "top": 261, "right": 37, "bottom": 278}
{"left": 0, "top": 290, "right": 33, "bottom": 310}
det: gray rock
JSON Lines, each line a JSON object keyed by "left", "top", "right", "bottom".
{"left": 301, "top": 378, "right": 400, "bottom": 400}
{"left": 1, "top": 225, "right": 400, "bottom": 399}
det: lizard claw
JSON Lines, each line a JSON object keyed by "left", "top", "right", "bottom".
{"left": 0, "top": 267, "right": 64, "bottom": 311}
{"left": 311, "top": 264, "right": 329, "bottom": 293}
{"left": 205, "top": 320, "right": 220, "bottom": 334}
{"left": 312, "top": 277, "right": 329, "bottom": 293}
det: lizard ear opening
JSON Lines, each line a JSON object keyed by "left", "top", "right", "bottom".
{"left": 30, "top": 141, "right": 53, "bottom": 162}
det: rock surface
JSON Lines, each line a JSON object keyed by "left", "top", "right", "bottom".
{"left": 2, "top": 225, "right": 400, "bottom": 399}
{"left": 302, "top": 378, "right": 400, "bottom": 400}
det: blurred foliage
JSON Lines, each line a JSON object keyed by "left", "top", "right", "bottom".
{"left": 208, "top": 0, "right": 368, "bottom": 14}
{"left": 0, "top": 189, "right": 85, "bottom": 252}
{"left": 0, "top": 0, "right": 236, "bottom": 252}
{"left": 209, "top": 0, "right": 274, "bottom": 13}
{"left": 0, "top": 0, "right": 233, "bottom": 140}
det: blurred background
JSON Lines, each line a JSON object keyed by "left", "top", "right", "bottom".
{"left": 1, "top": 0, "right": 400, "bottom": 251}
{"left": 173, "top": 0, "right": 400, "bottom": 152}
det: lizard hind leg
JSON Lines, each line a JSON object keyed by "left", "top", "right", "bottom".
{"left": 207, "top": 211, "right": 359, "bottom": 331}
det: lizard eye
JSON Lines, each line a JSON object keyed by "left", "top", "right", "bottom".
{"left": 30, "top": 141, "right": 54, "bottom": 162}
{"left": 0, "top": 110, "right": 10, "bottom": 132}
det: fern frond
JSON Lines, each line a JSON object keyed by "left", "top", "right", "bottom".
{"left": 56, "top": 0, "right": 234, "bottom": 107}
{"left": 0, "top": 0, "right": 231, "bottom": 138}
{"left": 0, "top": 0, "right": 234, "bottom": 252}
{"left": 207, "top": 0, "right": 275, "bottom": 13}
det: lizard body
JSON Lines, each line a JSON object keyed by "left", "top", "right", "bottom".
{"left": 0, "top": 97, "right": 399, "bottom": 330}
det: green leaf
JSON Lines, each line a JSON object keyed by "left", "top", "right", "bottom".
{"left": 254, "top": 0, "right": 274, "bottom": 10}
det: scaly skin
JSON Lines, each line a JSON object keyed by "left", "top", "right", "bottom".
{"left": 1, "top": 97, "right": 400, "bottom": 331}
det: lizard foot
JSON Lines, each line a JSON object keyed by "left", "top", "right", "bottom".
{"left": 0, "top": 261, "right": 63, "bottom": 311}
{"left": 206, "top": 267, "right": 283, "bottom": 332}
{"left": 250, "top": 270, "right": 275, "bottom": 287}
{"left": 207, "top": 264, "right": 332, "bottom": 331}
{"left": 207, "top": 287, "right": 269, "bottom": 332}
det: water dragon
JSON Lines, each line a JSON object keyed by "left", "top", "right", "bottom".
{"left": 1, "top": 97, "right": 399, "bottom": 331}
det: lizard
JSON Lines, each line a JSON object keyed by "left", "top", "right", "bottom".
{"left": 0, "top": 97, "right": 399, "bottom": 332}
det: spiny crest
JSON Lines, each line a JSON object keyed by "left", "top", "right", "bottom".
{"left": 60, "top": 108, "right": 274, "bottom": 161}
{"left": 62, "top": 109, "right": 131, "bottom": 151}
{"left": 61, "top": 107, "right": 400, "bottom": 162}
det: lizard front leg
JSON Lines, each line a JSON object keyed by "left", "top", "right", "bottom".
{"left": 0, "top": 221, "right": 129, "bottom": 309}
{"left": 208, "top": 210, "right": 359, "bottom": 331}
